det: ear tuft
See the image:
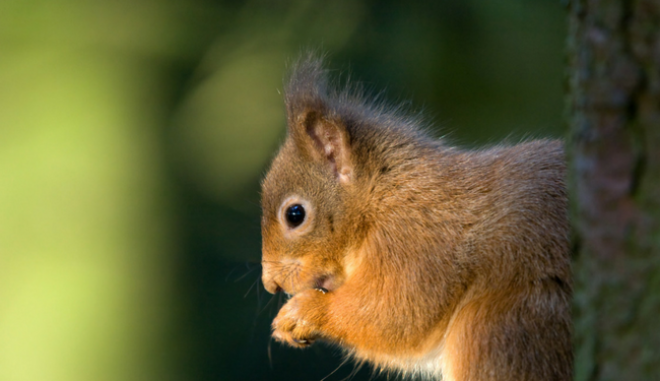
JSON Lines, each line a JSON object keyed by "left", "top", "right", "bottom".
{"left": 285, "top": 53, "right": 352, "bottom": 184}
{"left": 285, "top": 52, "right": 329, "bottom": 126}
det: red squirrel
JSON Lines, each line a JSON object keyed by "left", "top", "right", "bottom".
{"left": 260, "top": 55, "right": 572, "bottom": 381}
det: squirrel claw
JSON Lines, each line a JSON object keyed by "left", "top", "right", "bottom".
{"left": 294, "top": 338, "right": 311, "bottom": 345}
{"left": 272, "top": 327, "right": 315, "bottom": 348}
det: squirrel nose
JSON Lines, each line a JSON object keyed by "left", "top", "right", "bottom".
{"left": 263, "top": 278, "right": 282, "bottom": 294}
{"left": 261, "top": 264, "right": 282, "bottom": 294}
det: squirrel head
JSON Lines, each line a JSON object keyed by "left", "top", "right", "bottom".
{"left": 261, "top": 55, "right": 432, "bottom": 296}
{"left": 260, "top": 57, "right": 359, "bottom": 296}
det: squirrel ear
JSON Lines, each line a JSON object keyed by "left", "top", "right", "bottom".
{"left": 291, "top": 109, "right": 353, "bottom": 184}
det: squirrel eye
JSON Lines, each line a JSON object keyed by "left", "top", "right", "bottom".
{"left": 285, "top": 204, "right": 305, "bottom": 228}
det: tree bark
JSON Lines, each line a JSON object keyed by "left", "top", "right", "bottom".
{"left": 568, "top": 0, "right": 660, "bottom": 380}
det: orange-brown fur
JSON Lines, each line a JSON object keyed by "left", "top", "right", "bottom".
{"left": 260, "top": 55, "right": 572, "bottom": 380}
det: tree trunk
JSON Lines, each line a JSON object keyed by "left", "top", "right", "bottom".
{"left": 568, "top": 0, "right": 660, "bottom": 380}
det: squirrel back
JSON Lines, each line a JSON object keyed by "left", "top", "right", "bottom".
{"left": 260, "top": 55, "right": 571, "bottom": 381}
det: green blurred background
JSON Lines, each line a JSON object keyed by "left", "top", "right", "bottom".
{"left": 0, "top": 0, "right": 565, "bottom": 380}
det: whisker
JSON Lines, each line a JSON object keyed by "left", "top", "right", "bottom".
{"left": 268, "top": 336, "right": 274, "bottom": 369}
{"left": 320, "top": 354, "right": 352, "bottom": 381}
{"left": 224, "top": 264, "right": 241, "bottom": 282}
{"left": 259, "top": 293, "right": 279, "bottom": 315}
{"left": 342, "top": 359, "right": 365, "bottom": 381}
{"left": 255, "top": 273, "right": 262, "bottom": 304}
{"left": 234, "top": 265, "right": 258, "bottom": 282}
{"left": 243, "top": 275, "right": 260, "bottom": 298}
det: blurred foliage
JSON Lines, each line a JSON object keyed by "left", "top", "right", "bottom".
{"left": 0, "top": 0, "right": 565, "bottom": 380}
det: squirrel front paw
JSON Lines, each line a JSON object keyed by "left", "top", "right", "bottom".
{"left": 272, "top": 289, "right": 325, "bottom": 348}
